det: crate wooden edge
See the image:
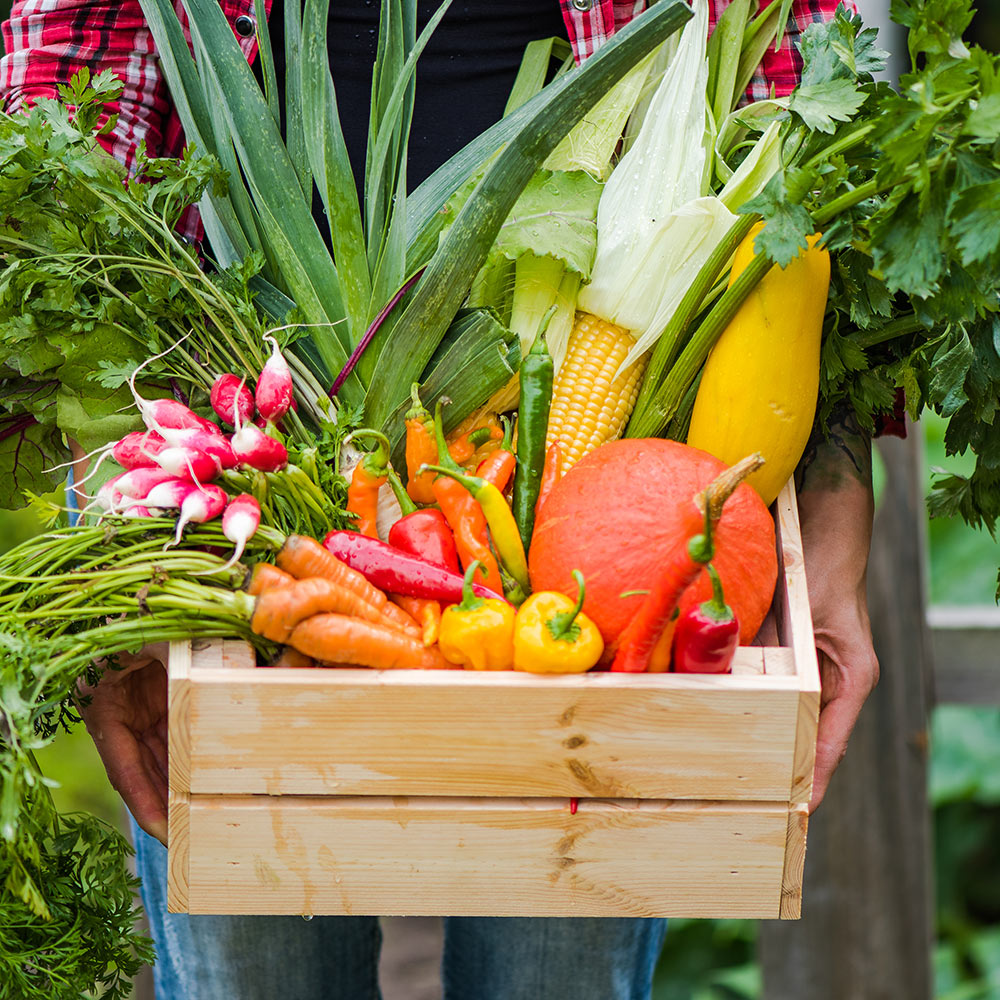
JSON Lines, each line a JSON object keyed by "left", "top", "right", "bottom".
{"left": 773, "top": 480, "right": 821, "bottom": 805}
{"left": 176, "top": 794, "right": 794, "bottom": 919}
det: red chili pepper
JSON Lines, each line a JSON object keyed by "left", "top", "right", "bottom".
{"left": 671, "top": 564, "right": 739, "bottom": 674}
{"left": 569, "top": 797, "right": 578, "bottom": 815}
{"left": 534, "top": 442, "right": 561, "bottom": 521}
{"left": 322, "top": 530, "right": 506, "bottom": 604}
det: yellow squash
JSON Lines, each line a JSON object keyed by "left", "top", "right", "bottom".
{"left": 686, "top": 223, "right": 831, "bottom": 506}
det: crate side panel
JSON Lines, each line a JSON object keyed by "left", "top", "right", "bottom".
{"left": 167, "top": 788, "right": 190, "bottom": 913}
{"left": 779, "top": 803, "right": 809, "bottom": 919}
{"left": 185, "top": 796, "right": 788, "bottom": 918}
{"left": 187, "top": 670, "right": 800, "bottom": 800}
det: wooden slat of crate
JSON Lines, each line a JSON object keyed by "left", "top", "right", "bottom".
{"left": 179, "top": 795, "right": 793, "bottom": 919}
{"left": 772, "top": 482, "right": 821, "bottom": 805}
{"left": 179, "top": 665, "right": 801, "bottom": 801}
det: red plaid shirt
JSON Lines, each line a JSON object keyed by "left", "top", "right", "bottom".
{"left": 1, "top": 0, "right": 842, "bottom": 240}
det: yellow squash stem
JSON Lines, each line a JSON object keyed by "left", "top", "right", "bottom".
{"left": 545, "top": 312, "right": 647, "bottom": 470}
{"left": 686, "top": 223, "right": 831, "bottom": 505}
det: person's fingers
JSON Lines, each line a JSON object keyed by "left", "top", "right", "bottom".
{"left": 90, "top": 717, "right": 169, "bottom": 843}
{"left": 808, "top": 657, "right": 878, "bottom": 813}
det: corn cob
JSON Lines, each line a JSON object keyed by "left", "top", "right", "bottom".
{"left": 545, "top": 312, "right": 647, "bottom": 470}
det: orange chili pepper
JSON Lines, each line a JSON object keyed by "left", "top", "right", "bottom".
{"left": 429, "top": 399, "right": 504, "bottom": 596}
{"left": 404, "top": 384, "right": 438, "bottom": 505}
{"left": 346, "top": 430, "right": 391, "bottom": 538}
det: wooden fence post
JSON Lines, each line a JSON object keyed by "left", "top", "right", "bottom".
{"left": 759, "top": 430, "right": 935, "bottom": 999}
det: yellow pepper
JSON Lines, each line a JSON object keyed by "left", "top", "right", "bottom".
{"left": 438, "top": 561, "right": 515, "bottom": 671}
{"left": 513, "top": 570, "right": 604, "bottom": 674}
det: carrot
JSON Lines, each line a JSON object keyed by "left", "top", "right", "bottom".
{"left": 250, "top": 576, "right": 420, "bottom": 644}
{"left": 288, "top": 614, "right": 451, "bottom": 669}
{"left": 276, "top": 534, "right": 389, "bottom": 608}
{"left": 391, "top": 595, "right": 441, "bottom": 647}
{"left": 269, "top": 647, "right": 315, "bottom": 668}
{"left": 246, "top": 562, "right": 296, "bottom": 597}
{"left": 380, "top": 599, "right": 421, "bottom": 634}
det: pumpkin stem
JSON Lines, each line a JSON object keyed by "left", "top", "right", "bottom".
{"left": 696, "top": 452, "right": 765, "bottom": 523}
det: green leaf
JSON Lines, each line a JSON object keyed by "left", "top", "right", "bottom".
{"left": 963, "top": 91, "right": 1000, "bottom": 138}
{"left": 949, "top": 179, "right": 1000, "bottom": 266}
{"left": 789, "top": 78, "right": 868, "bottom": 133}
{"left": 300, "top": 0, "right": 372, "bottom": 339}
{"left": 0, "top": 413, "right": 66, "bottom": 509}
{"left": 505, "top": 37, "right": 569, "bottom": 116}
{"left": 890, "top": 0, "right": 976, "bottom": 62}
{"left": 928, "top": 328, "right": 975, "bottom": 417}
{"left": 870, "top": 188, "right": 947, "bottom": 298}
{"left": 489, "top": 170, "right": 602, "bottom": 278}
{"left": 742, "top": 173, "right": 814, "bottom": 265}
{"left": 706, "top": 0, "right": 751, "bottom": 123}
{"left": 282, "top": 0, "right": 315, "bottom": 200}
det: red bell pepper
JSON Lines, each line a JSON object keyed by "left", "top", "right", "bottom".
{"left": 386, "top": 469, "right": 461, "bottom": 574}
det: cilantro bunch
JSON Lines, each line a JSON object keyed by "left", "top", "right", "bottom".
{"left": 0, "top": 71, "right": 279, "bottom": 509}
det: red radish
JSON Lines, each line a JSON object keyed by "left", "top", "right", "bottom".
{"left": 87, "top": 471, "right": 129, "bottom": 514}
{"left": 114, "top": 431, "right": 167, "bottom": 469}
{"left": 128, "top": 340, "right": 219, "bottom": 434}
{"left": 171, "top": 483, "right": 228, "bottom": 546}
{"left": 116, "top": 466, "right": 177, "bottom": 501}
{"left": 196, "top": 434, "right": 237, "bottom": 471}
{"left": 154, "top": 445, "right": 219, "bottom": 484}
{"left": 152, "top": 428, "right": 236, "bottom": 472}
{"left": 142, "top": 479, "right": 198, "bottom": 510}
{"left": 231, "top": 420, "right": 288, "bottom": 472}
{"left": 121, "top": 505, "right": 153, "bottom": 519}
{"left": 211, "top": 374, "right": 255, "bottom": 427}
{"left": 197, "top": 494, "right": 261, "bottom": 574}
{"left": 254, "top": 336, "right": 293, "bottom": 424}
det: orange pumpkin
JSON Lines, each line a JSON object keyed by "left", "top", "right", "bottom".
{"left": 528, "top": 438, "right": 778, "bottom": 648}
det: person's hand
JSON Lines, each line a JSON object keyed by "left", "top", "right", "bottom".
{"left": 76, "top": 642, "right": 171, "bottom": 844}
{"left": 804, "top": 547, "right": 879, "bottom": 813}
{"left": 795, "top": 418, "right": 880, "bottom": 813}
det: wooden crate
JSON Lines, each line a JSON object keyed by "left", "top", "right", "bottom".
{"left": 167, "top": 480, "right": 819, "bottom": 919}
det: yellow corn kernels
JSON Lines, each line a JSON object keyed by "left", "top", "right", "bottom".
{"left": 545, "top": 312, "right": 646, "bottom": 470}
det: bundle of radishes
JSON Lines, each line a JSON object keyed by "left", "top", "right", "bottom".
{"left": 81, "top": 337, "right": 296, "bottom": 560}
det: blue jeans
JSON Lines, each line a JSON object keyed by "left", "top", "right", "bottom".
{"left": 132, "top": 822, "right": 667, "bottom": 999}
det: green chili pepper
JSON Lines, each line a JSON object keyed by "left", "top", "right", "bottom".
{"left": 419, "top": 462, "right": 531, "bottom": 594}
{"left": 512, "top": 307, "right": 556, "bottom": 550}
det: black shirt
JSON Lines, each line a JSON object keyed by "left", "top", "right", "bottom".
{"left": 262, "top": 0, "right": 567, "bottom": 189}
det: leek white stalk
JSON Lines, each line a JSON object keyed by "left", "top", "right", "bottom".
{"left": 578, "top": 0, "right": 731, "bottom": 367}
{"left": 578, "top": 0, "right": 785, "bottom": 374}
